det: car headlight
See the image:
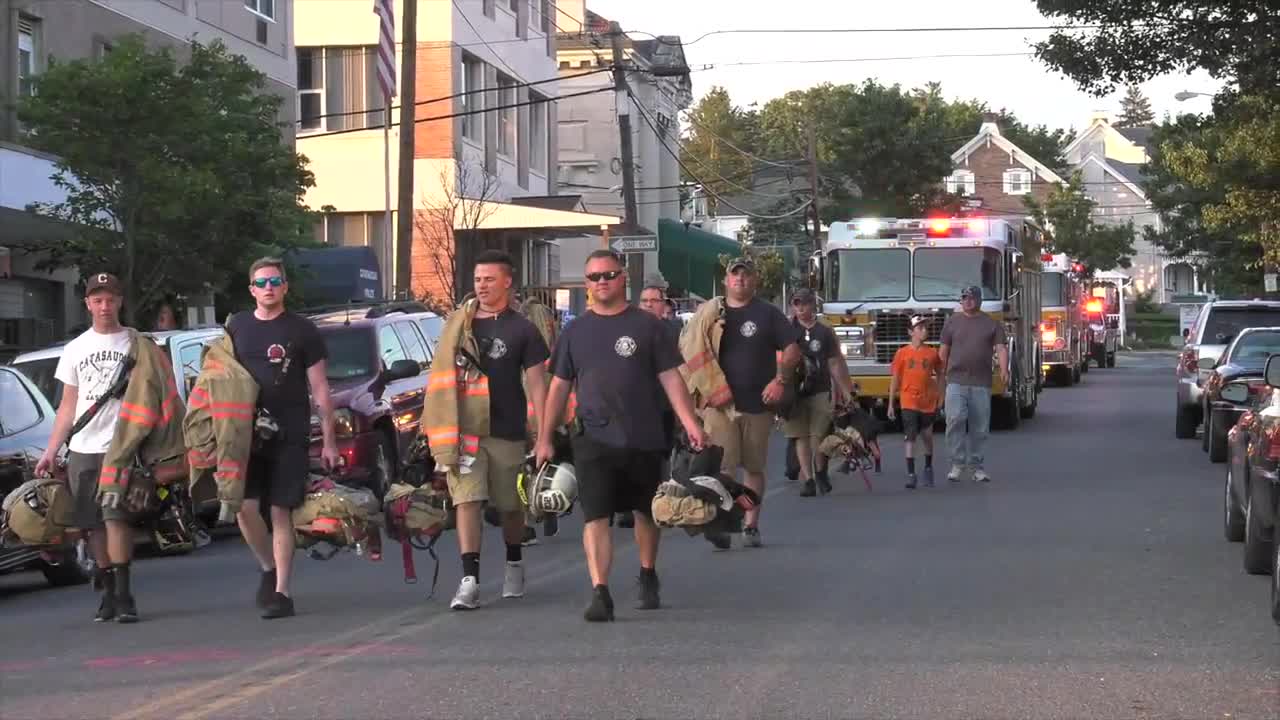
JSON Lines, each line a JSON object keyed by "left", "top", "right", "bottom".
{"left": 1220, "top": 383, "right": 1250, "bottom": 404}
{"left": 313, "top": 409, "right": 358, "bottom": 438}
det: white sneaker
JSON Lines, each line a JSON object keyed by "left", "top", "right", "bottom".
{"left": 450, "top": 576, "right": 480, "bottom": 610}
{"left": 502, "top": 562, "right": 526, "bottom": 599}
{"left": 973, "top": 469, "right": 991, "bottom": 483}
{"left": 947, "top": 466, "right": 964, "bottom": 483}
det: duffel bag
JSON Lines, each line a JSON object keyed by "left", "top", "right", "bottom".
{"left": 2, "top": 478, "right": 75, "bottom": 546}
{"left": 292, "top": 480, "right": 382, "bottom": 556}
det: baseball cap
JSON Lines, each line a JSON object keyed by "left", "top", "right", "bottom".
{"left": 85, "top": 272, "right": 122, "bottom": 297}
{"left": 909, "top": 315, "right": 929, "bottom": 329}
{"left": 791, "top": 288, "right": 817, "bottom": 305}
{"left": 960, "top": 285, "right": 982, "bottom": 300}
{"left": 726, "top": 256, "right": 756, "bottom": 273}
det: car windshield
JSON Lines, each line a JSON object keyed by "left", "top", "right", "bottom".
{"left": 1229, "top": 330, "right": 1280, "bottom": 363}
{"left": 1204, "top": 308, "right": 1280, "bottom": 346}
{"left": 913, "top": 247, "right": 1001, "bottom": 301}
{"left": 321, "top": 328, "right": 378, "bottom": 381}
{"left": 11, "top": 356, "right": 60, "bottom": 407}
{"left": 0, "top": 369, "right": 43, "bottom": 438}
{"left": 1041, "top": 272, "right": 1068, "bottom": 308}
{"left": 831, "top": 249, "right": 910, "bottom": 301}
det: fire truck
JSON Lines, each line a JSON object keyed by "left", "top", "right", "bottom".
{"left": 1084, "top": 275, "right": 1125, "bottom": 368}
{"left": 806, "top": 216, "right": 1044, "bottom": 430}
{"left": 1039, "top": 253, "right": 1089, "bottom": 386}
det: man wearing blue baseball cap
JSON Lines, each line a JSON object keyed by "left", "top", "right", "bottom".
{"left": 938, "top": 285, "right": 1007, "bottom": 483}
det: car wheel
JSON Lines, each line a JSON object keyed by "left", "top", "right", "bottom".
{"left": 1202, "top": 404, "right": 1211, "bottom": 452}
{"left": 1208, "top": 410, "right": 1229, "bottom": 463}
{"left": 1020, "top": 384, "right": 1037, "bottom": 420}
{"left": 1071, "top": 365, "right": 1081, "bottom": 385}
{"left": 1243, "top": 479, "right": 1274, "bottom": 575}
{"left": 1225, "top": 466, "right": 1246, "bottom": 542}
{"left": 1106, "top": 352, "right": 1116, "bottom": 368}
{"left": 1176, "top": 403, "right": 1197, "bottom": 439}
{"left": 40, "top": 546, "right": 89, "bottom": 587}
{"left": 1080, "top": 358, "right": 1089, "bottom": 374}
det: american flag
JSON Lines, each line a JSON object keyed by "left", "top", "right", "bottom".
{"left": 373, "top": 0, "right": 396, "bottom": 100}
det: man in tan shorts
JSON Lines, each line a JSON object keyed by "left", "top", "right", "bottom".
{"left": 782, "top": 288, "right": 855, "bottom": 497}
{"left": 702, "top": 257, "right": 802, "bottom": 547}
{"left": 449, "top": 250, "right": 550, "bottom": 611}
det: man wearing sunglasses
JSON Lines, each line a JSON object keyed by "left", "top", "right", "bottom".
{"left": 785, "top": 288, "right": 855, "bottom": 497}
{"left": 535, "top": 250, "right": 708, "bottom": 622}
{"left": 226, "top": 257, "right": 340, "bottom": 619}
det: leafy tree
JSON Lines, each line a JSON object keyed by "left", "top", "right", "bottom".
{"left": 16, "top": 35, "right": 317, "bottom": 325}
{"left": 914, "top": 84, "right": 1070, "bottom": 172}
{"left": 1116, "top": 85, "right": 1156, "bottom": 128}
{"left": 1032, "top": 1, "right": 1280, "bottom": 97}
{"left": 1025, "top": 174, "right": 1136, "bottom": 275}
{"left": 681, "top": 87, "right": 760, "bottom": 214}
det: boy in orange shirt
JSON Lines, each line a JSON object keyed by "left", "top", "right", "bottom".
{"left": 888, "top": 316, "right": 943, "bottom": 489}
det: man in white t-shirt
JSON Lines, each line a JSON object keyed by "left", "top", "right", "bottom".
{"left": 35, "top": 273, "right": 140, "bottom": 624}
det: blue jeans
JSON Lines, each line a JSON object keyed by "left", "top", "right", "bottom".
{"left": 944, "top": 383, "right": 991, "bottom": 470}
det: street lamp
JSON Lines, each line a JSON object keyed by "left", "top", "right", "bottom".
{"left": 1174, "top": 91, "right": 1213, "bottom": 102}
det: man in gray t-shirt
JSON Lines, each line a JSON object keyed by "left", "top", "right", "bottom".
{"left": 939, "top": 285, "right": 1008, "bottom": 483}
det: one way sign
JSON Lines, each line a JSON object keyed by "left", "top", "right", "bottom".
{"left": 609, "top": 234, "right": 659, "bottom": 253}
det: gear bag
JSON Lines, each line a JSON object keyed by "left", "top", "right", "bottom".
{"left": 653, "top": 443, "right": 760, "bottom": 536}
{"left": 2, "top": 478, "right": 75, "bottom": 546}
{"left": 292, "top": 479, "right": 383, "bottom": 559}
{"left": 384, "top": 435, "right": 453, "bottom": 597}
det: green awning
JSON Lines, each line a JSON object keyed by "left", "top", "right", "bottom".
{"left": 658, "top": 218, "right": 741, "bottom": 299}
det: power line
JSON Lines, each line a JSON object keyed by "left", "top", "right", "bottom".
{"left": 296, "top": 66, "right": 610, "bottom": 125}
{"left": 630, "top": 89, "right": 813, "bottom": 220}
{"left": 298, "top": 86, "right": 614, "bottom": 140}
{"left": 689, "top": 51, "right": 1036, "bottom": 71}
{"left": 631, "top": 24, "right": 1111, "bottom": 47}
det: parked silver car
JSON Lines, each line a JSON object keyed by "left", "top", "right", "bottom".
{"left": 1176, "top": 301, "right": 1280, "bottom": 439}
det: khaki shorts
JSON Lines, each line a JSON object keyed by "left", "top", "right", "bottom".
{"left": 783, "top": 392, "right": 833, "bottom": 440}
{"left": 446, "top": 436, "right": 525, "bottom": 513}
{"left": 704, "top": 410, "right": 772, "bottom": 475}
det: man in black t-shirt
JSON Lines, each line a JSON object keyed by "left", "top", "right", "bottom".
{"left": 227, "top": 257, "right": 339, "bottom": 620}
{"left": 703, "top": 257, "right": 802, "bottom": 548}
{"left": 448, "top": 251, "right": 550, "bottom": 611}
{"left": 783, "top": 288, "right": 855, "bottom": 497}
{"left": 535, "top": 250, "right": 707, "bottom": 623}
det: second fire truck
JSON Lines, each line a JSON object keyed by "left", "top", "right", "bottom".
{"left": 1039, "top": 253, "right": 1090, "bottom": 386}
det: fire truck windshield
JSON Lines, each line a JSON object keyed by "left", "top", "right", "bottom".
{"left": 912, "top": 247, "right": 1001, "bottom": 301}
{"left": 1040, "top": 272, "right": 1068, "bottom": 308}
{"left": 831, "top": 248, "right": 910, "bottom": 301}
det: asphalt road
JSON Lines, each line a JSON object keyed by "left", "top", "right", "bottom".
{"left": 2, "top": 352, "right": 1277, "bottom": 720}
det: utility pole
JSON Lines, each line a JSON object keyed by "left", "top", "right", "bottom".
{"left": 806, "top": 121, "right": 821, "bottom": 250}
{"left": 394, "top": 0, "right": 417, "bottom": 300}
{"left": 608, "top": 21, "right": 639, "bottom": 238}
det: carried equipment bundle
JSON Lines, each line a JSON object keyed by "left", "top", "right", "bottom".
{"left": 653, "top": 443, "right": 760, "bottom": 537}
{"left": 818, "top": 405, "right": 883, "bottom": 492}
{"left": 293, "top": 476, "right": 383, "bottom": 560}
{"left": 1, "top": 477, "right": 75, "bottom": 547}
{"left": 384, "top": 435, "right": 453, "bottom": 596}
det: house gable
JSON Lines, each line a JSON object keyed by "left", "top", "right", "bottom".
{"left": 1064, "top": 115, "right": 1149, "bottom": 165}
{"left": 946, "top": 119, "right": 1063, "bottom": 217}
{"left": 1079, "top": 154, "right": 1147, "bottom": 201}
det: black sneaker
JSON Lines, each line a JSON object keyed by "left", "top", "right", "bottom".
{"left": 256, "top": 568, "right": 277, "bottom": 609}
{"left": 115, "top": 594, "right": 139, "bottom": 624}
{"left": 521, "top": 526, "right": 539, "bottom": 547}
{"left": 705, "top": 531, "right": 732, "bottom": 550}
{"left": 636, "top": 571, "right": 661, "bottom": 610}
{"left": 262, "top": 592, "right": 295, "bottom": 619}
{"left": 95, "top": 592, "right": 117, "bottom": 623}
{"left": 799, "top": 480, "right": 817, "bottom": 497}
{"left": 584, "top": 585, "right": 615, "bottom": 622}
{"left": 905, "top": 474, "right": 918, "bottom": 490}
{"left": 817, "top": 470, "right": 833, "bottom": 495}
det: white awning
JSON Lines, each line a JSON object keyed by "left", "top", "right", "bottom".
{"left": 454, "top": 201, "right": 620, "bottom": 231}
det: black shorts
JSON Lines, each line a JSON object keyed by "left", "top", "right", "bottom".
{"left": 244, "top": 442, "right": 310, "bottom": 510}
{"left": 572, "top": 436, "right": 664, "bottom": 522}
{"left": 900, "top": 410, "right": 936, "bottom": 440}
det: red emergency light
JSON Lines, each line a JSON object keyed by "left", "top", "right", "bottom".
{"left": 1072, "top": 263, "right": 1085, "bottom": 273}
{"left": 1085, "top": 299, "right": 1103, "bottom": 314}
{"left": 1041, "top": 253, "right": 1054, "bottom": 262}
{"left": 927, "top": 218, "right": 952, "bottom": 236}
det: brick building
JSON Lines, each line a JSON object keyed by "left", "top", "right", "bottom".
{"left": 945, "top": 115, "right": 1064, "bottom": 218}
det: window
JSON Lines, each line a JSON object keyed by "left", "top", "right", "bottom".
{"left": 509, "top": 0, "right": 520, "bottom": 12}
{"left": 913, "top": 247, "right": 1002, "bottom": 301}
{"left": 945, "top": 169, "right": 975, "bottom": 196}
{"left": 529, "top": 0, "right": 541, "bottom": 31}
{"left": 0, "top": 370, "right": 42, "bottom": 438}
{"left": 1003, "top": 168, "right": 1032, "bottom": 195}
{"left": 529, "top": 94, "right": 547, "bottom": 172}
{"left": 830, "top": 249, "right": 911, "bottom": 302}
{"left": 461, "top": 54, "right": 484, "bottom": 143}
{"left": 415, "top": 317, "right": 443, "bottom": 357}
{"left": 1040, "top": 272, "right": 1068, "bottom": 308}
{"left": 394, "top": 322, "right": 430, "bottom": 365}
{"left": 244, "top": 0, "right": 275, "bottom": 21}
{"left": 323, "top": 329, "right": 378, "bottom": 381}
{"left": 378, "top": 325, "right": 409, "bottom": 367}
{"left": 295, "top": 46, "right": 387, "bottom": 135}
{"left": 483, "top": 0, "right": 495, "bottom": 19}
{"left": 540, "top": 0, "right": 551, "bottom": 34}
{"left": 496, "top": 74, "right": 517, "bottom": 157}
{"left": 17, "top": 17, "right": 38, "bottom": 98}
{"left": 177, "top": 341, "right": 209, "bottom": 395}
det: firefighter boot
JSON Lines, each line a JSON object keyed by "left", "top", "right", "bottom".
{"left": 816, "top": 468, "right": 833, "bottom": 495}
{"left": 94, "top": 567, "right": 116, "bottom": 623}
{"left": 113, "top": 563, "right": 139, "bottom": 624}
{"left": 800, "top": 479, "right": 817, "bottom": 497}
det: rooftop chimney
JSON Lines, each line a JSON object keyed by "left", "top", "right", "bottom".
{"left": 980, "top": 112, "right": 1001, "bottom": 136}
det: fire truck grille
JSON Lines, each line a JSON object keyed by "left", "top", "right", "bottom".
{"left": 873, "top": 310, "right": 950, "bottom": 363}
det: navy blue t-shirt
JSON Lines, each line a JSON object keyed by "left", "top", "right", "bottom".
{"left": 550, "top": 306, "right": 683, "bottom": 451}
{"left": 718, "top": 299, "right": 801, "bottom": 412}
{"left": 471, "top": 311, "right": 549, "bottom": 441}
{"left": 227, "top": 310, "right": 327, "bottom": 444}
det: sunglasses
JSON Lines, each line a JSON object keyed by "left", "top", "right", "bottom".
{"left": 252, "top": 276, "right": 285, "bottom": 289}
{"left": 586, "top": 270, "right": 624, "bottom": 283}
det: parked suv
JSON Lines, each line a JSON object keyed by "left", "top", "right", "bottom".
{"left": 297, "top": 301, "right": 442, "bottom": 501}
{"left": 1176, "top": 301, "right": 1280, "bottom": 439}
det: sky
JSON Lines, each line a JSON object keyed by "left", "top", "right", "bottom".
{"left": 584, "top": 0, "right": 1223, "bottom": 136}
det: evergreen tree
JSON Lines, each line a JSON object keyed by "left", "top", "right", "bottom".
{"left": 1116, "top": 85, "right": 1155, "bottom": 128}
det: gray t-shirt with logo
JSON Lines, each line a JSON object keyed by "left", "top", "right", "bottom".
{"left": 940, "top": 312, "right": 1006, "bottom": 387}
